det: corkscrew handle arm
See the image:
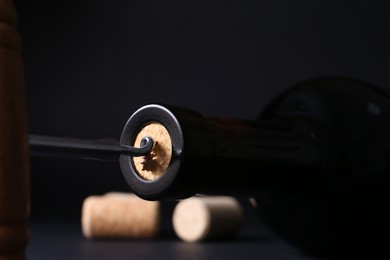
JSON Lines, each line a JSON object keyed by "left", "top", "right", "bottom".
{"left": 29, "top": 134, "right": 154, "bottom": 161}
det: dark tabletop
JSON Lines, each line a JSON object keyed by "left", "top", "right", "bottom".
{"left": 28, "top": 202, "right": 322, "bottom": 260}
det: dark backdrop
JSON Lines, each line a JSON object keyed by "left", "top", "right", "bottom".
{"left": 14, "top": 0, "right": 390, "bottom": 259}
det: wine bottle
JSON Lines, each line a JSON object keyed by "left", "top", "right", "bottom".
{"left": 119, "top": 78, "right": 390, "bottom": 257}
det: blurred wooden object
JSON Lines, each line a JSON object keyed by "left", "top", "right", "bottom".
{"left": 0, "top": 0, "right": 29, "bottom": 259}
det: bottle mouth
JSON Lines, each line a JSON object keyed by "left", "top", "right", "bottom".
{"left": 119, "top": 104, "right": 184, "bottom": 200}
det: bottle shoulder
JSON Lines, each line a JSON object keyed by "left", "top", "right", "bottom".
{"left": 262, "top": 78, "right": 390, "bottom": 176}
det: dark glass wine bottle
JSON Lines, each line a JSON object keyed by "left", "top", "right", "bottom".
{"left": 119, "top": 78, "right": 390, "bottom": 257}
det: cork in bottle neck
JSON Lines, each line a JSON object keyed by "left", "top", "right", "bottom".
{"left": 132, "top": 122, "right": 172, "bottom": 181}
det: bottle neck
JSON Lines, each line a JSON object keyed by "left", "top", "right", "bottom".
{"left": 192, "top": 117, "right": 321, "bottom": 198}
{"left": 208, "top": 118, "right": 317, "bottom": 166}
{"left": 119, "top": 104, "right": 325, "bottom": 200}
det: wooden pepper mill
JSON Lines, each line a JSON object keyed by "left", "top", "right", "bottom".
{"left": 0, "top": 0, "right": 29, "bottom": 259}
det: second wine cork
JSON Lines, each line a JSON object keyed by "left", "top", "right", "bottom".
{"left": 172, "top": 196, "right": 243, "bottom": 242}
{"left": 81, "top": 192, "right": 160, "bottom": 239}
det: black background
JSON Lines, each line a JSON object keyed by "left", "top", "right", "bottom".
{"left": 14, "top": 0, "right": 390, "bottom": 259}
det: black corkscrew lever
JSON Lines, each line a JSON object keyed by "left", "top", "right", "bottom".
{"left": 29, "top": 134, "right": 154, "bottom": 161}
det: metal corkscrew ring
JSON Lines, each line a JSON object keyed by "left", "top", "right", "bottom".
{"left": 119, "top": 104, "right": 185, "bottom": 200}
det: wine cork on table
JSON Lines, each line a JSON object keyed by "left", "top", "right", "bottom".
{"left": 172, "top": 196, "right": 243, "bottom": 242}
{"left": 82, "top": 192, "right": 160, "bottom": 239}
